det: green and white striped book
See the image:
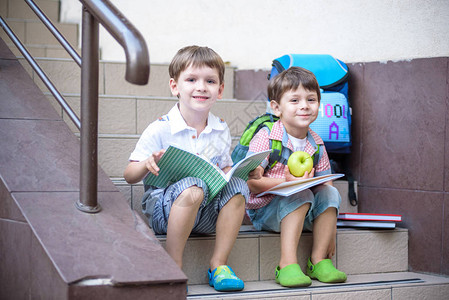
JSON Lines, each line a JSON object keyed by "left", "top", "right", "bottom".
{"left": 144, "top": 146, "right": 270, "bottom": 203}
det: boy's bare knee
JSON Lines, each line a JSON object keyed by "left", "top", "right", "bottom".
{"left": 226, "top": 194, "right": 246, "bottom": 209}
{"left": 296, "top": 202, "right": 311, "bottom": 212}
{"left": 174, "top": 186, "right": 204, "bottom": 207}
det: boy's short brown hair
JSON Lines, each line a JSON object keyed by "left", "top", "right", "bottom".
{"left": 169, "top": 45, "right": 225, "bottom": 84}
{"left": 268, "top": 67, "right": 321, "bottom": 103}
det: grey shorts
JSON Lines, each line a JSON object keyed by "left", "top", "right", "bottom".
{"left": 142, "top": 177, "right": 249, "bottom": 235}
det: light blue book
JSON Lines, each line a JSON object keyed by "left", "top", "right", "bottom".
{"left": 337, "top": 220, "right": 396, "bottom": 229}
{"left": 145, "top": 146, "right": 270, "bottom": 203}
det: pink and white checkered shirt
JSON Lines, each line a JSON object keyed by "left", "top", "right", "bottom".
{"left": 246, "top": 120, "right": 331, "bottom": 210}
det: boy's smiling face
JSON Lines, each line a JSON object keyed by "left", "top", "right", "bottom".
{"left": 170, "top": 64, "right": 224, "bottom": 117}
{"left": 271, "top": 85, "right": 319, "bottom": 139}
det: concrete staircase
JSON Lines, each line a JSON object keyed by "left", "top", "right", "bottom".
{"left": 2, "top": 0, "right": 449, "bottom": 299}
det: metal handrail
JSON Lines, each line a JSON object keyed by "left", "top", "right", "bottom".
{"left": 77, "top": 0, "right": 149, "bottom": 213}
{"left": 82, "top": 0, "right": 150, "bottom": 84}
{"left": 0, "top": 0, "right": 150, "bottom": 213}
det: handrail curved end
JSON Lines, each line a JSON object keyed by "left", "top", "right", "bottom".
{"left": 124, "top": 39, "right": 150, "bottom": 86}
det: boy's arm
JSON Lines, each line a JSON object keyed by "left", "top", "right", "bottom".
{"left": 247, "top": 167, "right": 285, "bottom": 194}
{"left": 247, "top": 165, "right": 315, "bottom": 194}
{"left": 124, "top": 149, "right": 165, "bottom": 184}
{"left": 312, "top": 143, "right": 334, "bottom": 186}
{"left": 246, "top": 129, "right": 285, "bottom": 194}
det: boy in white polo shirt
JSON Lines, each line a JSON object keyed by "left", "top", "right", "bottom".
{"left": 124, "top": 45, "right": 253, "bottom": 292}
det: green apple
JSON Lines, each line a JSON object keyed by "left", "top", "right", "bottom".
{"left": 287, "top": 151, "right": 313, "bottom": 177}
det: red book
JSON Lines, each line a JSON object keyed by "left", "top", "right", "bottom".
{"left": 338, "top": 212, "right": 402, "bottom": 222}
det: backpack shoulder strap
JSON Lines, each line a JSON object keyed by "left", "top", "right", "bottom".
{"left": 268, "top": 139, "right": 283, "bottom": 170}
{"left": 239, "top": 114, "right": 278, "bottom": 146}
{"left": 265, "top": 123, "right": 324, "bottom": 172}
{"left": 255, "top": 121, "right": 284, "bottom": 171}
{"left": 312, "top": 144, "right": 321, "bottom": 166}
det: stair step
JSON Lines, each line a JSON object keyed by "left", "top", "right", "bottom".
{"left": 0, "top": 19, "right": 79, "bottom": 48}
{"left": 187, "top": 271, "right": 449, "bottom": 299}
{"left": 7, "top": 43, "right": 79, "bottom": 59}
{"left": 17, "top": 57, "right": 236, "bottom": 99}
{"left": 5, "top": 0, "right": 60, "bottom": 22}
{"left": 1, "top": 0, "right": 78, "bottom": 57}
{"left": 156, "top": 227, "right": 408, "bottom": 285}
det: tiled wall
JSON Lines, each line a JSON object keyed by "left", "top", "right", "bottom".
{"left": 234, "top": 57, "right": 449, "bottom": 276}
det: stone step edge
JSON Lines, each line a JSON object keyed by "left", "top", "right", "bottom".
{"left": 5, "top": 42, "right": 75, "bottom": 50}
{"left": 161, "top": 224, "right": 406, "bottom": 284}
{"left": 186, "top": 271, "right": 449, "bottom": 299}
{"left": 154, "top": 226, "right": 408, "bottom": 241}
{"left": 3, "top": 17, "right": 62, "bottom": 23}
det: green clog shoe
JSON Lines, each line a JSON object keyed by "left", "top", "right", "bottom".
{"left": 306, "top": 258, "right": 347, "bottom": 283}
{"left": 275, "top": 263, "right": 311, "bottom": 287}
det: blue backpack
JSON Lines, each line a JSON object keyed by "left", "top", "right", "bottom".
{"left": 269, "top": 54, "right": 351, "bottom": 154}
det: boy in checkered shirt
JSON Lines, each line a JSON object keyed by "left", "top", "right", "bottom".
{"left": 246, "top": 67, "right": 347, "bottom": 287}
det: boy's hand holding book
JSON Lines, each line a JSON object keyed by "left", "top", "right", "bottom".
{"left": 145, "top": 149, "right": 165, "bottom": 176}
{"left": 248, "top": 166, "right": 264, "bottom": 181}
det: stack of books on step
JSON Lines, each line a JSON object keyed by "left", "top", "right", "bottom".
{"left": 337, "top": 213, "right": 402, "bottom": 229}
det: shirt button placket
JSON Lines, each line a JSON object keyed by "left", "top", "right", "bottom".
{"left": 191, "top": 131, "right": 197, "bottom": 153}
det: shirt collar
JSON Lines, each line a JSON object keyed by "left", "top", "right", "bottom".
{"left": 269, "top": 120, "right": 324, "bottom": 153}
{"left": 168, "top": 103, "right": 227, "bottom": 134}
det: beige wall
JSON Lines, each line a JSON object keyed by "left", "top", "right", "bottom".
{"left": 62, "top": 0, "right": 449, "bottom": 69}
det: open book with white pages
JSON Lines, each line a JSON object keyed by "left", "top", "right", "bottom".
{"left": 256, "top": 173, "right": 345, "bottom": 197}
{"left": 144, "top": 146, "right": 271, "bottom": 203}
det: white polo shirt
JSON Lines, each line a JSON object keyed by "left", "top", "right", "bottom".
{"left": 129, "top": 103, "right": 233, "bottom": 170}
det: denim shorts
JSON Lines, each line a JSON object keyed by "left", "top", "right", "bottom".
{"left": 247, "top": 184, "right": 341, "bottom": 232}
{"left": 142, "top": 177, "right": 249, "bottom": 235}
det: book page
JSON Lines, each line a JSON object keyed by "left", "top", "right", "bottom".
{"left": 144, "top": 146, "right": 227, "bottom": 201}
{"left": 256, "top": 173, "right": 344, "bottom": 197}
{"left": 225, "top": 150, "right": 271, "bottom": 181}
